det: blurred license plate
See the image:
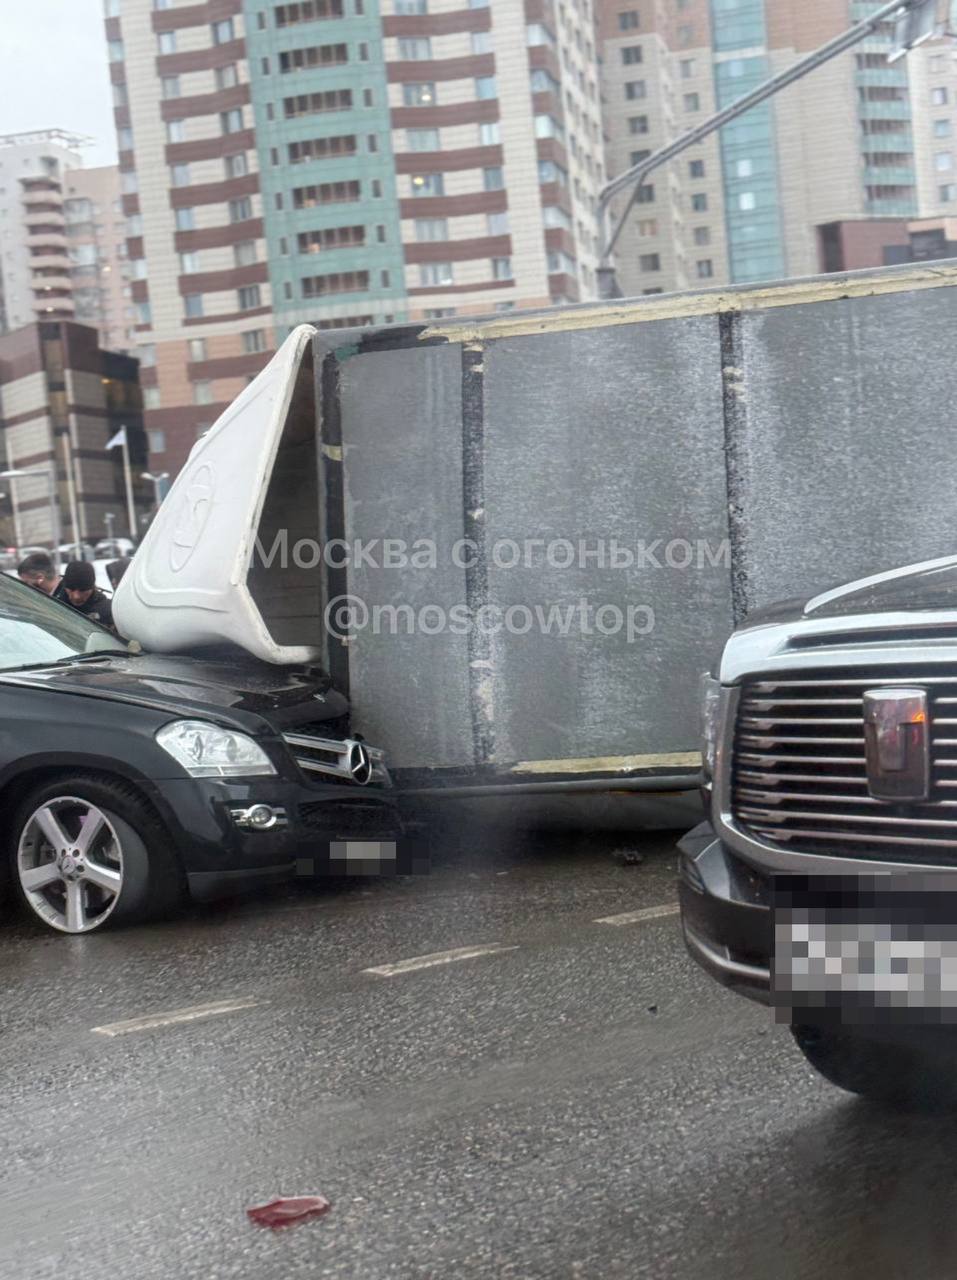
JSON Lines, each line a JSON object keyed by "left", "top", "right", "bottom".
{"left": 773, "top": 906, "right": 957, "bottom": 1015}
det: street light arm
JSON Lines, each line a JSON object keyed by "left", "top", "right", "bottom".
{"left": 597, "top": 0, "right": 933, "bottom": 285}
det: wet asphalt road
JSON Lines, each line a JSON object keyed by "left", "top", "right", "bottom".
{"left": 4, "top": 826, "right": 957, "bottom": 1279}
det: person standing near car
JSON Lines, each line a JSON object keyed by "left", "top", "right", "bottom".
{"left": 17, "top": 552, "right": 67, "bottom": 602}
{"left": 61, "top": 560, "right": 115, "bottom": 631}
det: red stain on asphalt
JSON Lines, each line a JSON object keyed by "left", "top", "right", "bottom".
{"left": 246, "top": 1196, "right": 332, "bottom": 1228}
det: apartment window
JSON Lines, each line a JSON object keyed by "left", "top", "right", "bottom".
{"left": 678, "top": 23, "right": 693, "bottom": 45}
{"left": 530, "top": 68, "right": 560, "bottom": 94}
{"left": 689, "top": 159, "right": 705, "bottom": 178}
{"left": 629, "top": 115, "right": 649, "bottom": 134}
{"left": 526, "top": 23, "right": 556, "bottom": 47}
{"left": 415, "top": 217, "right": 448, "bottom": 240}
{"left": 221, "top": 109, "right": 244, "bottom": 134}
{"left": 188, "top": 338, "right": 207, "bottom": 362}
{"left": 212, "top": 17, "right": 235, "bottom": 43}
{"left": 135, "top": 301, "right": 152, "bottom": 325}
{"left": 543, "top": 206, "right": 573, "bottom": 232}
{"left": 301, "top": 271, "right": 370, "bottom": 297}
{"left": 630, "top": 150, "right": 650, "bottom": 166}
{"left": 216, "top": 64, "right": 239, "bottom": 90}
{"left": 424, "top": 307, "right": 456, "bottom": 318}
{"left": 935, "top": 119, "right": 952, "bottom": 138}
{"left": 104, "top": 0, "right": 121, "bottom": 15}
{"left": 229, "top": 196, "right": 254, "bottom": 221}
{"left": 143, "top": 386, "right": 161, "bottom": 410}
{"left": 292, "top": 179, "right": 361, "bottom": 207}
{"left": 184, "top": 294, "right": 203, "bottom": 318}
{"left": 175, "top": 208, "right": 195, "bottom": 231}
{"left": 403, "top": 83, "right": 436, "bottom": 106}
{"left": 410, "top": 173, "right": 444, "bottom": 195}
{"left": 234, "top": 240, "right": 258, "bottom": 266}
{"left": 225, "top": 153, "right": 249, "bottom": 178}
{"left": 406, "top": 128, "right": 439, "bottom": 151}
{"left": 538, "top": 159, "right": 568, "bottom": 185}
{"left": 398, "top": 36, "right": 431, "bottom": 58}
{"left": 118, "top": 126, "right": 134, "bottom": 150}
{"left": 484, "top": 166, "right": 505, "bottom": 190}
{"left": 121, "top": 171, "right": 139, "bottom": 194}
{"left": 161, "top": 76, "right": 180, "bottom": 99}
{"left": 737, "top": 158, "right": 753, "bottom": 177}
{"left": 693, "top": 226, "right": 711, "bottom": 246}
{"left": 691, "top": 193, "right": 708, "bottom": 211}
{"left": 535, "top": 115, "right": 565, "bottom": 140}
{"left": 618, "top": 10, "right": 639, "bottom": 29}
{"left": 297, "top": 225, "right": 364, "bottom": 252}
{"left": 639, "top": 253, "right": 660, "bottom": 271}
{"left": 636, "top": 183, "right": 655, "bottom": 203}
{"left": 637, "top": 218, "right": 657, "bottom": 237}
{"left": 238, "top": 285, "right": 262, "bottom": 310}
{"left": 158, "top": 31, "right": 176, "bottom": 53}
{"left": 371, "top": 179, "right": 382, "bottom": 196}
{"left": 170, "top": 163, "right": 190, "bottom": 187}
{"left": 179, "top": 252, "right": 200, "bottom": 274}
{"left": 148, "top": 429, "right": 166, "bottom": 453}
{"left": 420, "top": 262, "right": 454, "bottom": 286}
{"left": 284, "top": 88, "right": 353, "bottom": 118}
{"left": 475, "top": 122, "right": 500, "bottom": 147}
{"left": 108, "top": 39, "right": 125, "bottom": 61}
{"left": 621, "top": 45, "right": 642, "bottom": 65}
{"left": 275, "top": 1, "right": 345, "bottom": 22}
{"left": 243, "top": 330, "right": 267, "bottom": 354}
{"left": 941, "top": 184, "right": 957, "bottom": 201}
{"left": 288, "top": 134, "right": 357, "bottom": 162}
{"left": 680, "top": 58, "right": 695, "bottom": 78}
{"left": 396, "top": 0, "right": 428, "bottom": 10}
{"left": 937, "top": 152, "right": 954, "bottom": 171}
{"left": 469, "top": 0, "right": 489, "bottom": 6}
{"left": 933, "top": 87, "right": 949, "bottom": 106}
{"left": 696, "top": 259, "right": 714, "bottom": 279}
{"left": 476, "top": 76, "right": 498, "bottom": 99}
{"left": 471, "top": 31, "right": 493, "bottom": 54}
{"left": 166, "top": 120, "right": 185, "bottom": 144}
{"left": 279, "top": 43, "right": 348, "bottom": 72}
{"left": 189, "top": 380, "right": 212, "bottom": 406}
{"left": 625, "top": 80, "right": 646, "bottom": 100}
{"left": 684, "top": 93, "right": 700, "bottom": 111}
{"left": 739, "top": 191, "right": 756, "bottom": 210}
{"left": 487, "top": 211, "right": 509, "bottom": 234}
{"left": 491, "top": 256, "right": 513, "bottom": 280}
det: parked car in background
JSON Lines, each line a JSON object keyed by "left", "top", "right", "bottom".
{"left": 94, "top": 538, "right": 135, "bottom": 560}
{"left": 0, "top": 549, "right": 18, "bottom": 572}
{"left": 58, "top": 542, "right": 95, "bottom": 563}
{"left": 0, "top": 572, "right": 399, "bottom": 935}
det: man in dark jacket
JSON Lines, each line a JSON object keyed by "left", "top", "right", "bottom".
{"left": 61, "top": 560, "right": 114, "bottom": 631}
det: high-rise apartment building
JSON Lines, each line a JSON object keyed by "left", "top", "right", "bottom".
{"left": 103, "top": 0, "right": 605, "bottom": 477}
{"left": 0, "top": 132, "right": 131, "bottom": 351}
{"left": 63, "top": 165, "right": 136, "bottom": 353}
{"left": 596, "top": 0, "right": 951, "bottom": 297}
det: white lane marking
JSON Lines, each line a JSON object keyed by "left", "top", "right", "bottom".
{"left": 363, "top": 943, "right": 519, "bottom": 978}
{"left": 91, "top": 997, "right": 260, "bottom": 1037}
{"left": 594, "top": 903, "right": 680, "bottom": 927}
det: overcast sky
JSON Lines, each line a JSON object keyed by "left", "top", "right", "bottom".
{"left": 0, "top": 0, "right": 117, "bottom": 167}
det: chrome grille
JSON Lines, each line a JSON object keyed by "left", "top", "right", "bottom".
{"left": 732, "top": 669, "right": 957, "bottom": 858}
{"left": 282, "top": 731, "right": 391, "bottom": 788}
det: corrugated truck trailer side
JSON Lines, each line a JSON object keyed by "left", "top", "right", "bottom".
{"left": 115, "top": 260, "right": 957, "bottom": 819}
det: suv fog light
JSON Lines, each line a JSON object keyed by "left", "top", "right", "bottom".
{"left": 230, "top": 804, "right": 287, "bottom": 831}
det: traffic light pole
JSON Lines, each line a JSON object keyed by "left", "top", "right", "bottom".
{"left": 596, "top": 0, "right": 946, "bottom": 299}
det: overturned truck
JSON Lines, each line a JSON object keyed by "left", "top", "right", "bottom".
{"left": 114, "top": 260, "right": 957, "bottom": 817}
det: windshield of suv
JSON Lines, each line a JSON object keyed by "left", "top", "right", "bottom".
{"left": 0, "top": 573, "right": 122, "bottom": 671}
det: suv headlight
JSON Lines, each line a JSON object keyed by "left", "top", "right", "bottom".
{"left": 156, "top": 720, "right": 277, "bottom": 778}
{"left": 700, "top": 673, "right": 722, "bottom": 782}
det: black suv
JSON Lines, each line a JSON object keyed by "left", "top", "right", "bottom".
{"left": 0, "top": 573, "right": 398, "bottom": 935}
{"left": 680, "top": 555, "right": 957, "bottom": 1103}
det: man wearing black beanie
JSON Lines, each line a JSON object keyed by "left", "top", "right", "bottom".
{"left": 61, "top": 560, "right": 114, "bottom": 632}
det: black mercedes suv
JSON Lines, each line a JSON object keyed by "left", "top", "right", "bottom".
{"left": 0, "top": 572, "right": 398, "bottom": 935}
{"left": 680, "top": 554, "right": 957, "bottom": 1103}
